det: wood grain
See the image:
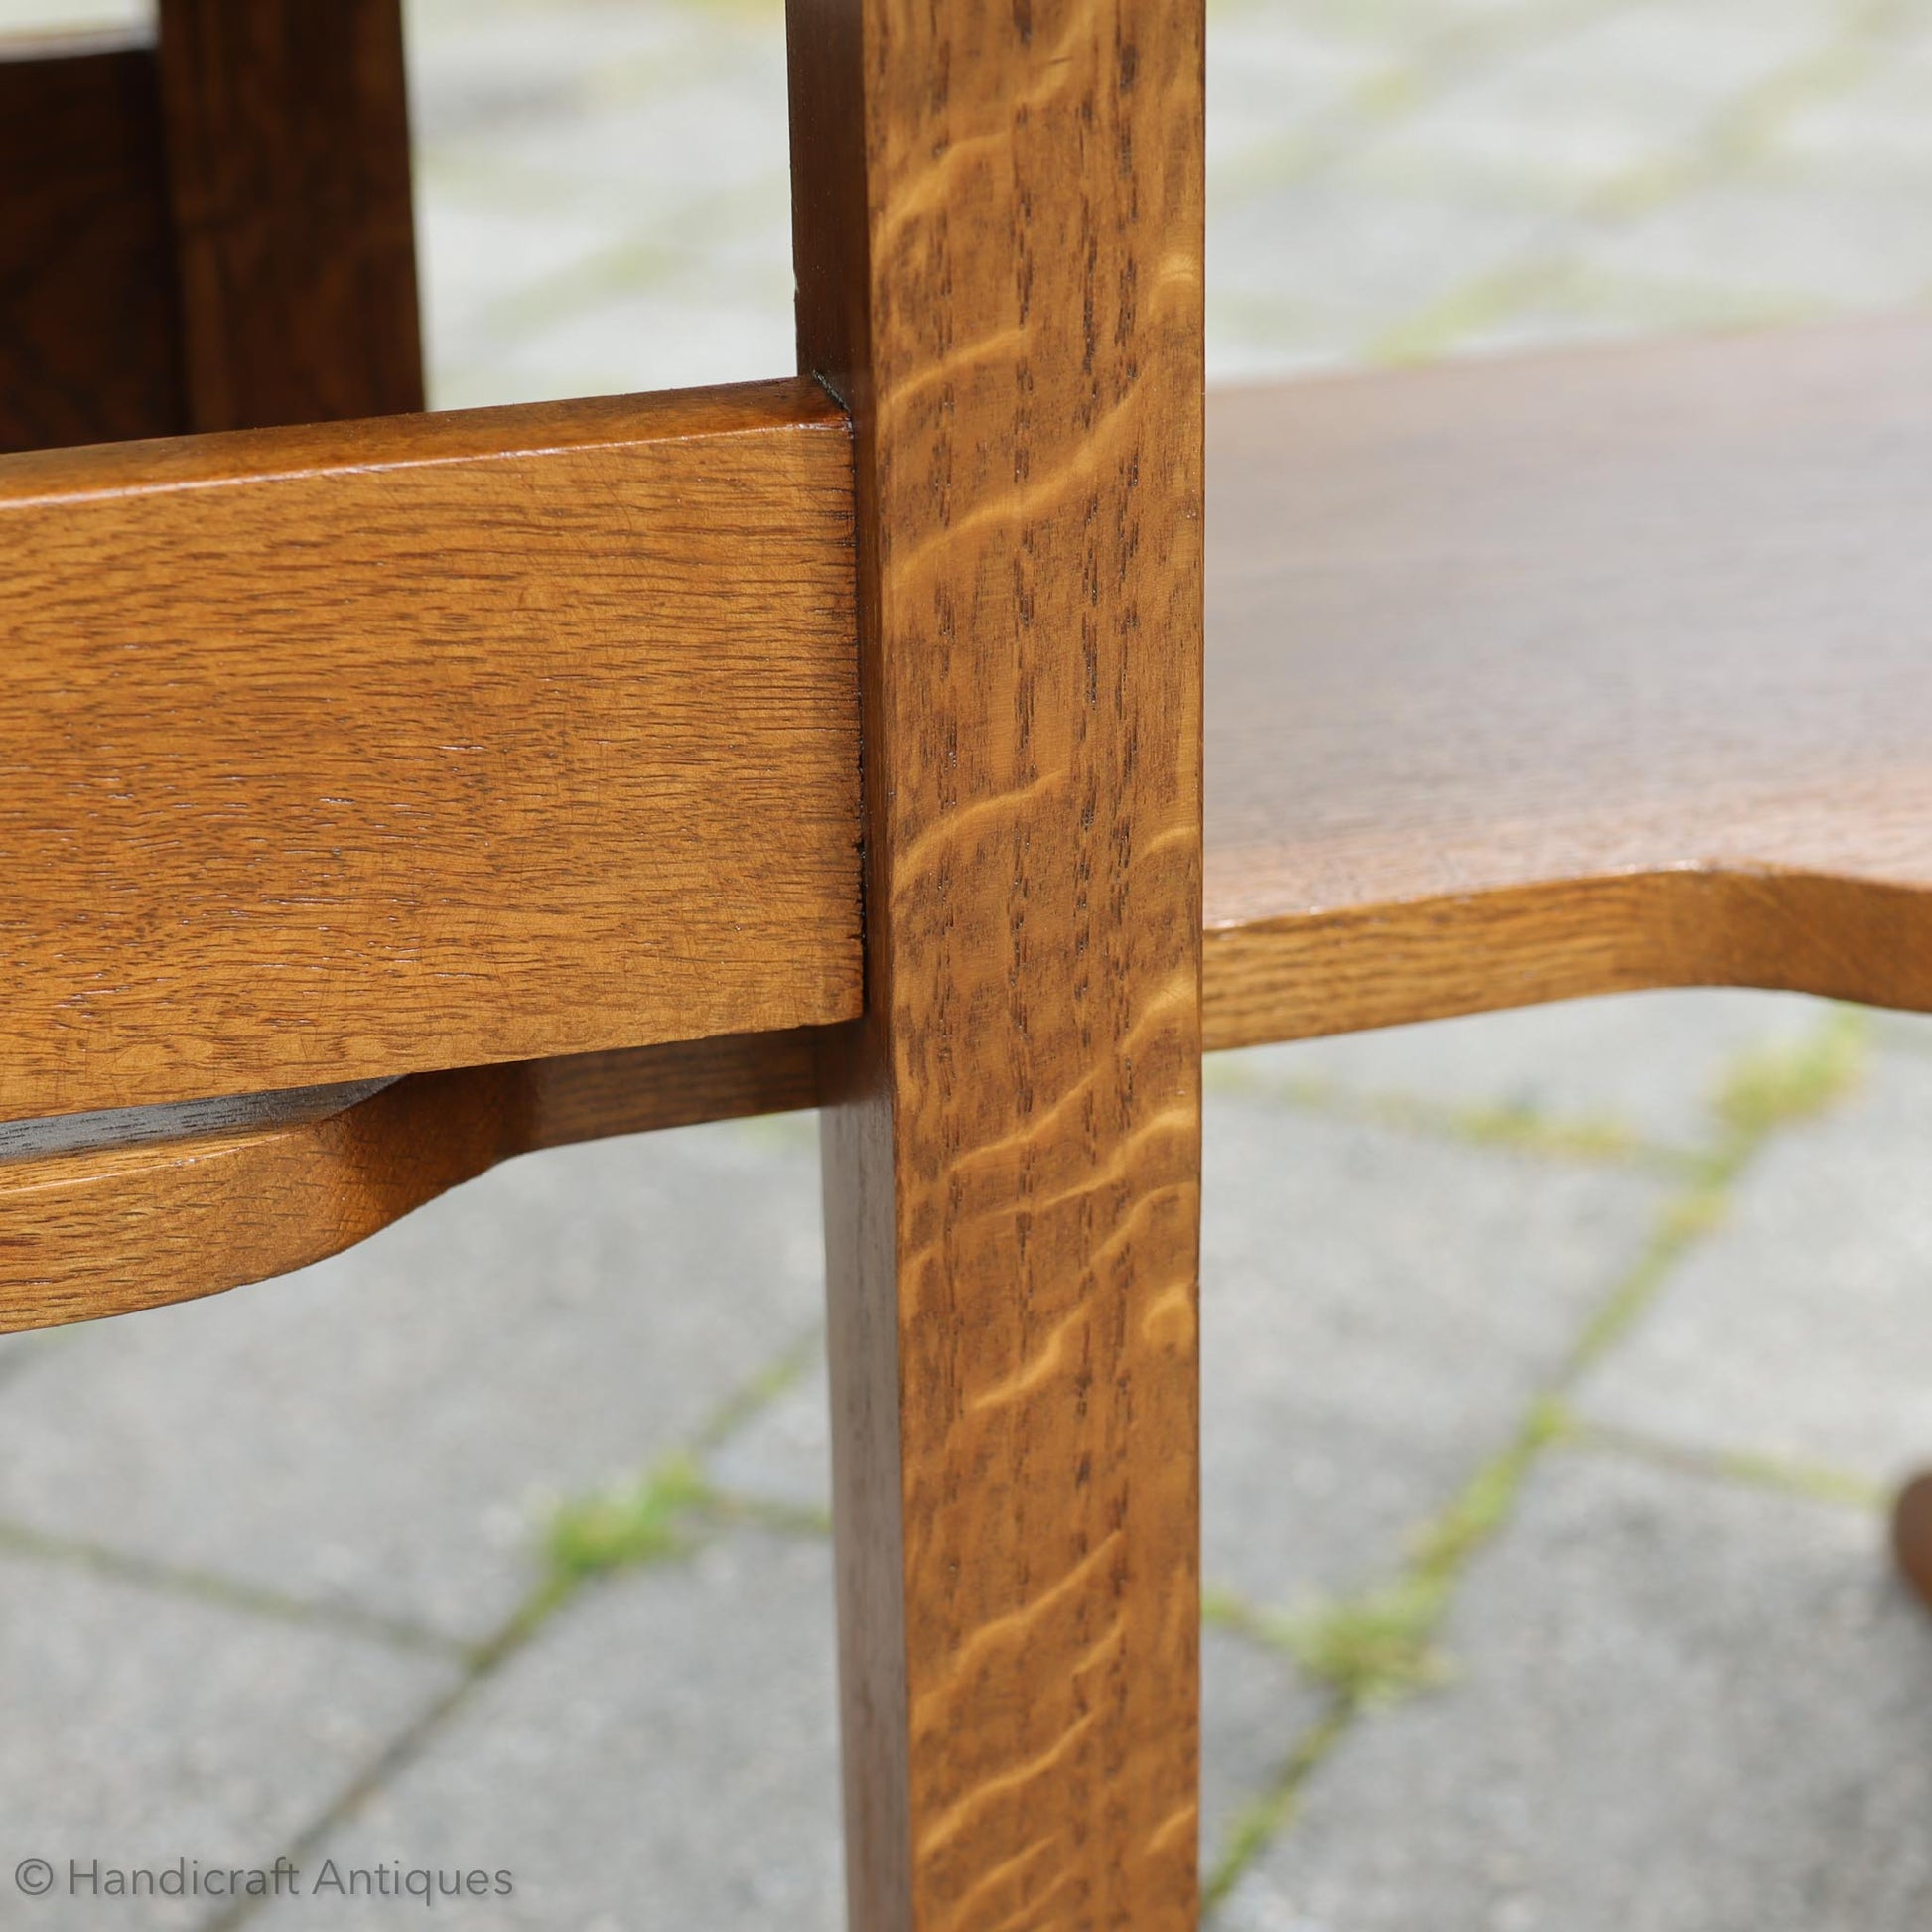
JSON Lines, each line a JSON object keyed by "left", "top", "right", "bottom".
{"left": 0, "top": 1027, "right": 825, "bottom": 1333}
{"left": 1203, "top": 317, "right": 1932, "bottom": 1049}
{"left": 156, "top": 0, "right": 423, "bottom": 429}
{"left": 791, "top": 0, "right": 1205, "bottom": 1923}
{"left": 0, "top": 32, "right": 188, "bottom": 453}
{"left": 0, "top": 378, "right": 862, "bottom": 1121}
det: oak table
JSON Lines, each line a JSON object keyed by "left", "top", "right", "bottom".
{"left": 3, "top": 3, "right": 1930, "bottom": 1926}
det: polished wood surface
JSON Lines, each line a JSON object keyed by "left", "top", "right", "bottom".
{"left": 1203, "top": 316, "right": 1932, "bottom": 1049}
{"left": 0, "top": 32, "right": 187, "bottom": 453}
{"left": 0, "top": 1028, "right": 824, "bottom": 1333}
{"left": 0, "top": 378, "right": 861, "bottom": 1121}
{"left": 13, "top": 319, "right": 1932, "bottom": 1377}
{"left": 156, "top": 0, "right": 423, "bottom": 429}
{"left": 791, "top": 0, "right": 1205, "bottom": 1924}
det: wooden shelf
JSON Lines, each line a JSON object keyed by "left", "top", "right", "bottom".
{"left": 11, "top": 317, "right": 1932, "bottom": 1326}
{"left": 0, "top": 1031, "right": 822, "bottom": 1332}
{"left": 1203, "top": 314, "right": 1932, "bottom": 1049}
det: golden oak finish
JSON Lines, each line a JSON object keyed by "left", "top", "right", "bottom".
{"left": 156, "top": 0, "right": 424, "bottom": 429}
{"left": 0, "top": 379, "right": 862, "bottom": 1121}
{"left": 0, "top": 32, "right": 186, "bottom": 453}
{"left": 1202, "top": 317, "right": 1932, "bottom": 1049}
{"left": 10, "top": 0, "right": 1930, "bottom": 1885}
{"left": 1205, "top": 873, "right": 1932, "bottom": 1053}
{"left": 791, "top": 0, "right": 1205, "bottom": 1925}
{"left": 0, "top": 1028, "right": 825, "bottom": 1333}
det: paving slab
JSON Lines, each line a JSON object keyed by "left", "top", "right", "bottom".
{"left": 1356, "top": 0, "right": 1840, "bottom": 207}
{"left": 1217, "top": 1449, "right": 1932, "bottom": 1932}
{"left": 0, "top": 1121, "right": 826, "bottom": 1643}
{"left": 1213, "top": 990, "right": 1835, "bottom": 1154}
{"left": 704, "top": 1349, "right": 832, "bottom": 1521}
{"left": 474, "top": 277, "right": 792, "bottom": 412}
{"left": 1208, "top": 172, "right": 1551, "bottom": 377}
{"left": 1771, "top": 25, "right": 1932, "bottom": 175}
{"left": 1575, "top": 1050, "right": 1932, "bottom": 1483}
{"left": 1579, "top": 175, "right": 1932, "bottom": 316}
{"left": 1204, "top": 1628, "right": 1329, "bottom": 1877}
{"left": 1205, "top": 13, "right": 1399, "bottom": 185}
{"left": 0, "top": 1550, "right": 456, "bottom": 1932}
{"left": 1201, "top": 1092, "right": 1663, "bottom": 1612}
{"left": 248, "top": 1530, "right": 844, "bottom": 1932}
{"left": 405, "top": 0, "right": 796, "bottom": 405}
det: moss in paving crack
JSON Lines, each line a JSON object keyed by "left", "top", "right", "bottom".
{"left": 544, "top": 1459, "right": 832, "bottom": 1586}
{"left": 1201, "top": 1583, "right": 1266, "bottom": 1638}
{"left": 1205, "top": 1059, "right": 1670, "bottom": 1172}
{"left": 1715, "top": 1447, "right": 1883, "bottom": 1511}
{"left": 1439, "top": 1101, "right": 1645, "bottom": 1165}
{"left": 691, "top": 1326, "right": 823, "bottom": 1454}
{"left": 1200, "top": 1421, "right": 1563, "bottom": 1898}
{"left": 1573, "top": 1421, "right": 1884, "bottom": 1514}
{"left": 1413, "top": 1398, "right": 1573, "bottom": 1571}
{"left": 1213, "top": 1012, "right": 1869, "bottom": 1893}
{"left": 1276, "top": 1580, "right": 1451, "bottom": 1707}
{"left": 545, "top": 1330, "right": 829, "bottom": 1584}
{"left": 1567, "top": 1013, "right": 1866, "bottom": 1367}
{"left": 225, "top": 1362, "right": 814, "bottom": 1932}
{"left": 1205, "top": 1704, "right": 1353, "bottom": 1909}
{"left": 1202, "top": 1061, "right": 1333, "bottom": 1107}
{"left": 1711, "top": 1008, "right": 1866, "bottom": 1150}
{"left": 1205, "top": 1583, "right": 1445, "bottom": 1707}
{"left": 1567, "top": 1182, "right": 1729, "bottom": 1366}
{"left": 547, "top": 1452, "right": 714, "bottom": 1581}
{"left": 1354, "top": 1093, "right": 1655, "bottom": 1168}
{"left": 1288, "top": 1401, "right": 1573, "bottom": 1700}
{"left": 1202, "top": 1402, "right": 1572, "bottom": 1903}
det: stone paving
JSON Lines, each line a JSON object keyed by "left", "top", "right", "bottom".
{"left": 3, "top": 0, "right": 1932, "bottom": 1926}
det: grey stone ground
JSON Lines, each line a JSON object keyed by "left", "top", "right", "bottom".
{"left": 4, "top": 0, "right": 1932, "bottom": 1926}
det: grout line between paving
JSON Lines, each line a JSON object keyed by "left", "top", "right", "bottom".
{"left": 1200, "top": 1010, "right": 1871, "bottom": 1914}
{"left": 1568, "top": 1417, "right": 1886, "bottom": 1514}
{"left": 1205, "top": 1058, "right": 1699, "bottom": 1176}
{"left": 200, "top": 1321, "right": 827, "bottom": 1932}
{"left": 0, "top": 1520, "right": 469, "bottom": 1662}
{"left": 192, "top": 1003, "right": 1868, "bottom": 1926}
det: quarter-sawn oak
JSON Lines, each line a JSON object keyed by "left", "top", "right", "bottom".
{"left": 0, "top": 1028, "right": 825, "bottom": 1333}
{"left": 1204, "top": 317, "right": 1932, "bottom": 1049}
{"left": 789, "top": 0, "right": 1208, "bottom": 1923}
{"left": 0, "top": 379, "right": 861, "bottom": 1120}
